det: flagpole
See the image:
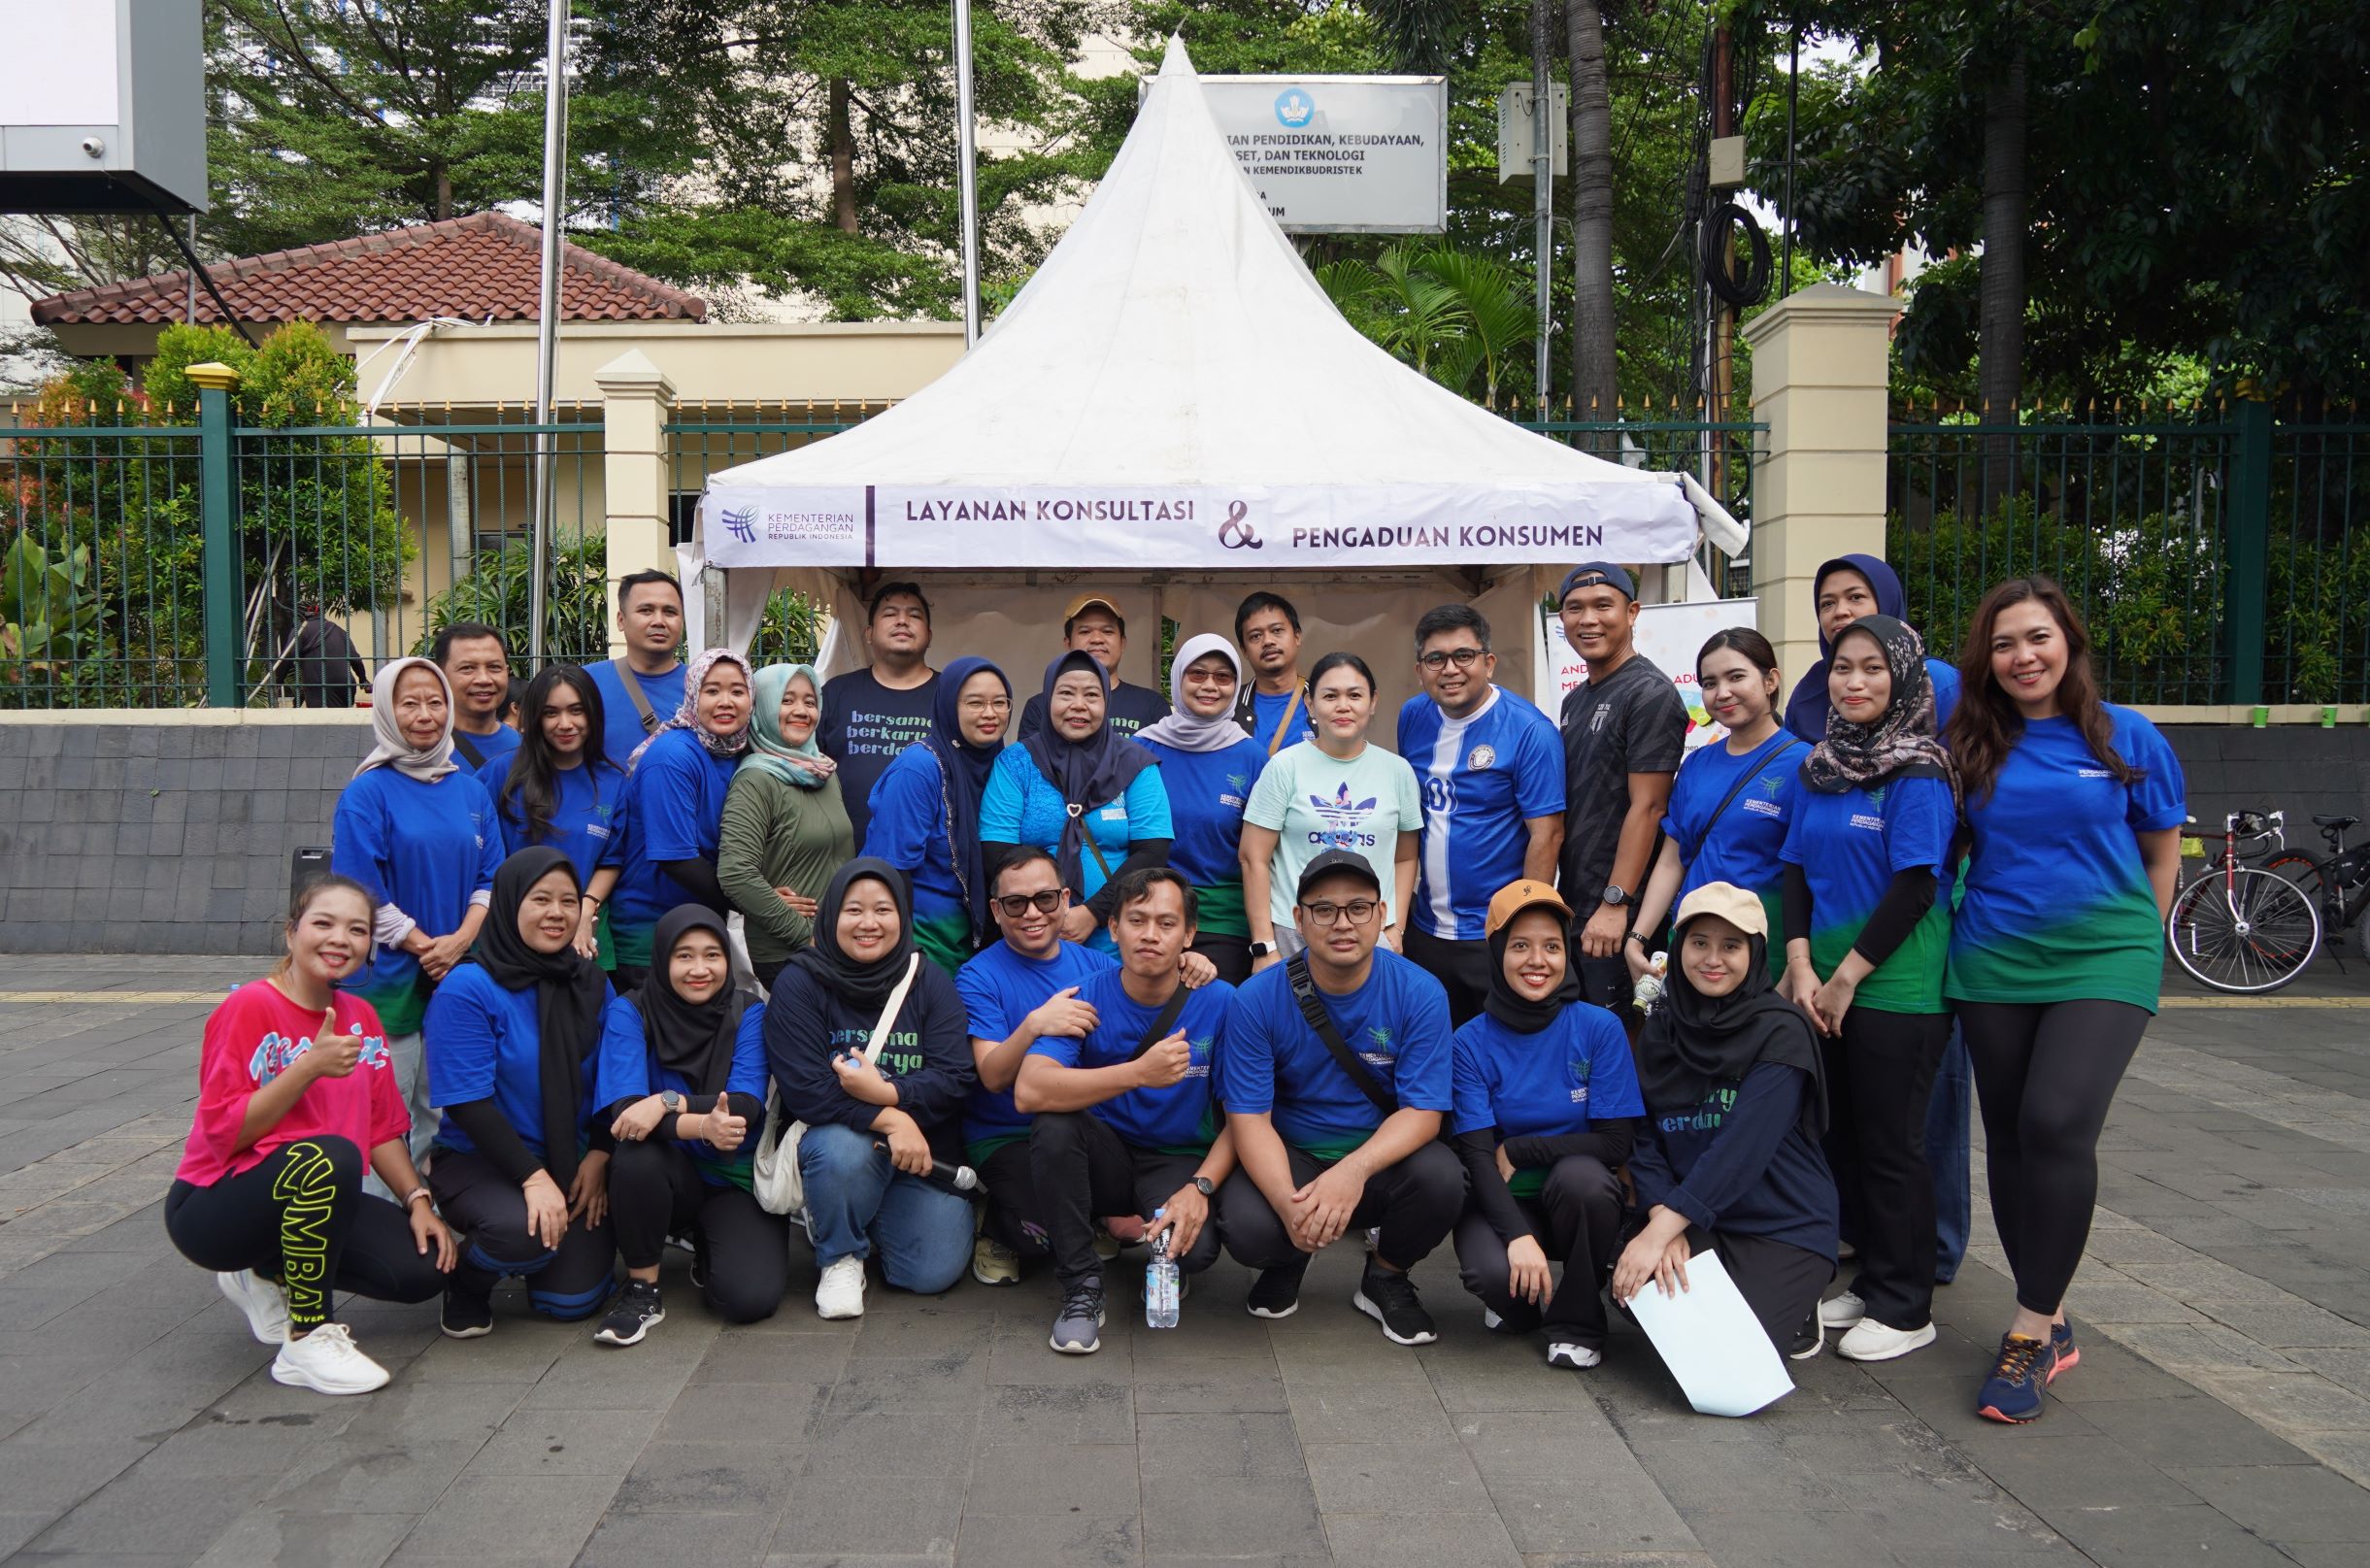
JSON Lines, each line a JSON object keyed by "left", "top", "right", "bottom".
{"left": 952, "top": 0, "right": 982, "bottom": 346}
{"left": 529, "top": 0, "right": 572, "bottom": 663}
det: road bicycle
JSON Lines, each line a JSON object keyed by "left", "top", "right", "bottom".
{"left": 2166, "top": 810, "right": 2322, "bottom": 993}
{"left": 2262, "top": 814, "right": 2370, "bottom": 968}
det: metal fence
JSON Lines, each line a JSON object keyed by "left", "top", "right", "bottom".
{"left": 1887, "top": 404, "right": 2370, "bottom": 707}
{"left": 2, "top": 390, "right": 602, "bottom": 708}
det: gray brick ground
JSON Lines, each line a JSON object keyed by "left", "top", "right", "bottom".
{"left": 2, "top": 956, "right": 2368, "bottom": 1566}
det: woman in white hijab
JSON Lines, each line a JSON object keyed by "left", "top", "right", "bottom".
{"left": 331, "top": 655, "right": 507, "bottom": 1165}
{"left": 1132, "top": 633, "right": 1272, "bottom": 983}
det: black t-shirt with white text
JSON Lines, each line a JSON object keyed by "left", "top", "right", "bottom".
{"left": 820, "top": 667, "right": 942, "bottom": 848}
{"left": 1557, "top": 652, "right": 1687, "bottom": 906}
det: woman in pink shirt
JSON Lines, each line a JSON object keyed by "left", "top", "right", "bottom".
{"left": 165, "top": 876, "right": 457, "bottom": 1395}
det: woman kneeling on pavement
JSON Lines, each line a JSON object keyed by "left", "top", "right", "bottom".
{"left": 591, "top": 904, "right": 786, "bottom": 1344}
{"left": 423, "top": 847, "right": 619, "bottom": 1336}
{"left": 1614, "top": 882, "right": 1839, "bottom": 1360}
{"left": 167, "top": 875, "right": 456, "bottom": 1395}
{"left": 765, "top": 858, "right": 978, "bottom": 1318}
{"left": 1450, "top": 880, "right": 1644, "bottom": 1371}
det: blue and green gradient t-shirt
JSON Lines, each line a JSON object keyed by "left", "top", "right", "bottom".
{"left": 1133, "top": 735, "right": 1266, "bottom": 938}
{"left": 1947, "top": 706, "right": 2186, "bottom": 1013}
{"left": 1449, "top": 1002, "right": 1645, "bottom": 1197}
{"left": 1028, "top": 970, "right": 1233, "bottom": 1155}
{"left": 862, "top": 744, "right": 976, "bottom": 975}
{"left": 1779, "top": 772, "right": 1954, "bottom": 1015}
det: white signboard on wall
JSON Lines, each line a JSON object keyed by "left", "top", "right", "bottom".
{"left": 1541, "top": 597, "right": 1762, "bottom": 751}
{"left": 1191, "top": 75, "right": 1448, "bottom": 234}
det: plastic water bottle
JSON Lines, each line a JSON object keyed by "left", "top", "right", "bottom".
{"left": 1145, "top": 1208, "right": 1181, "bottom": 1328}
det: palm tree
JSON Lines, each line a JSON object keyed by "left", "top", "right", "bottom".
{"left": 1567, "top": 0, "right": 1619, "bottom": 418}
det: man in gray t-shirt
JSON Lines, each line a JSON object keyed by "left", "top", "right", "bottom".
{"left": 1554, "top": 563, "right": 1686, "bottom": 1018}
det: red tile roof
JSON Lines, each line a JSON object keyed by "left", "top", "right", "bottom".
{"left": 31, "top": 212, "right": 707, "bottom": 327}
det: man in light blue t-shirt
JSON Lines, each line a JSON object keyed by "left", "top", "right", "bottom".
{"left": 1395, "top": 604, "right": 1566, "bottom": 1026}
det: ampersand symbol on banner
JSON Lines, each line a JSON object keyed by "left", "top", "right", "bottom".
{"left": 1218, "top": 501, "right": 1263, "bottom": 550}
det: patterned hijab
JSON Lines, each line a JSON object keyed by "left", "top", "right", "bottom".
{"left": 354, "top": 656, "right": 458, "bottom": 783}
{"left": 627, "top": 648, "right": 754, "bottom": 773}
{"left": 1798, "top": 615, "right": 1959, "bottom": 807}
{"left": 740, "top": 663, "right": 836, "bottom": 789}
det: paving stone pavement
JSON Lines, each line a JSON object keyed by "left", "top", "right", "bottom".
{"left": 2, "top": 953, "right": 2367, "bottom": 1567}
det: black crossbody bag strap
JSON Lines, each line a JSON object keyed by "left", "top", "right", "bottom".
{"left": 1128, "top": 986, "right": 1192, "bottom": 1061}
{"left": 451, "top": 730, "right": 485, "bottom": 770}
{"left": 1702, "top": 737, "right": 1805, "bottom": 839}
{"left": 1285, "top": 953, "right": 1396, "bottom": 1116}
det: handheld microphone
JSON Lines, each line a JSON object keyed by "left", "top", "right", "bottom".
{"left": 870, "top": 1142, "right": 984, "bottom": 1195}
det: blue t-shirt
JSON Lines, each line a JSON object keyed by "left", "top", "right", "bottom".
{"left": 452, "top": 724, "right": 521, "bottom": 774}
{"left": 332, "top": 766, "right": 504, "bottom": 1031}
{"left": 424, "top": 963, "right": 613, "bottom": 1160}
{"left": 591, "top": 994, "right": 769, "bottom": 1188}
{"left": 586, "top": 659, "right": 688, "bottom": 772}
{"left": 1950, "top": 706, "right": 2186, "bottom": 1012}
{"left": 1397, "top": 686, "right": 1566, "bottom": 941}
{"left": 1449, "top": 1004, "right": 1645, "bottom": 1195}
{"left": 1134, "top": 735, "right": 1266, "bottom": 935}
{"left": 478, "top": 752, "right": 628, "bottom": 886}
{"left": 615, "top": 728, "right": 739, "bottom": 928}
{"left": 1660, "top": 729, "right": 1808, "bottom": 909}
{"left": 862, "top": 744, "right": 974, "bottom": 960}
{"left": 1029, "top": 970, "right": 1233, "bottom": 1153}
{"left": 1779, "top": 772, "right": 1955, "bottom": 1014}
{"left": 954, "top": 938, "right": 1114, "bottom": 1153}
{"left": 979, "top": 748, "right": 1175, "bottom": 945}
{"left": 1247, "top": 687, "right": 1317, "bottom": 752}
{"left": 1221, "top": 948, "right": 1454, "bottom": 1157}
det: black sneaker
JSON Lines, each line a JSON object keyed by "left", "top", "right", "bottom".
{"left": 1246, "top": 1259, "right": 1308, "bottom": 1319}
{"left": 688, "top": 1248, "right": 708, "bottom": 1294}
{"left": 1352, "top": 1261, "right": 1437, "bottom": 1346}
{"left": 593, "top": 1280, "right": 666, "bottom": 1348}
{"left": 440, "top": 1285, "right": 493, "bottom": 1340}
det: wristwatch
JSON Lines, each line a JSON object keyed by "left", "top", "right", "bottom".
{"left": 1246, "top": 940, "right": 1275, "bottom": 958}
{"left": 1601, "top": 884, "right": 1630, "bottom": 908}
{"left": 659, "top": 1090, "right": 684, "bottom": 1113}
{"left": 1190, "top": 1176, "right": 1217, "bottom": 1198}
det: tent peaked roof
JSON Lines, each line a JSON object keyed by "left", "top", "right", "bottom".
{"left": 704, "top": 36, "right": 1709, "bottom": 573}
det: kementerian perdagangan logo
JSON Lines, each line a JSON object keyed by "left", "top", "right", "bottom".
{"left": 1275, "top": 88, "right": 1315, "bottom": 127}
{"left": 722, "top": 506, "right": 757, "bottom": 544}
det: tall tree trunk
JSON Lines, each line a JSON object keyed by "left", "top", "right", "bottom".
{"left": 828, "top": 79, "right": 860, "bottom": 235}
{"left": 435, "top": 165, "right": 453, "bottom": 220}
{"left": 1980, "top": 48, "right": 2027, "bottom": 502}
{"left": 1566, "top": 0, "right": 1618, "bottom": 430}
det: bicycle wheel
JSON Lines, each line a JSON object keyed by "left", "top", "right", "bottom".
{"left": 2168, "top": 866, "right": 2321, "bottom": 993}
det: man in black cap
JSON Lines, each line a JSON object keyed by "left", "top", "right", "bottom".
{"left": 1218, "top": 848, "right": 1464, "bottom": 1345}
{"left": 1554, "top": 563, "right": 1686, "bottom": 1024}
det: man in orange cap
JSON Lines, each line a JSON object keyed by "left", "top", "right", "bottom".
{"left": 1017, "top": 593, "right": 1171, "bottom": 741}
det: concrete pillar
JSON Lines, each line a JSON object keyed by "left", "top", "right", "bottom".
{"left": 594, "top": 349, "right": 676, "bottom": 658}
{"left": 1739, "top": 283, "right": 1898, "bottom": 689}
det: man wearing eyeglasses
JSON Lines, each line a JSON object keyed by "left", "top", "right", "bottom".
{"left": 1218, "top": 850, "right": 1463, "bottom": 1345}
{"left": 1396, "top": 605, "right": 1567, "bottom": 1026}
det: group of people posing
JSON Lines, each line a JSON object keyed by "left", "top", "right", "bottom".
{"left": 168, "top": 555, "right": 2184, "bottom": 1431}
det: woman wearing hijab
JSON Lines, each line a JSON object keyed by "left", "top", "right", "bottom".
{"left": 1614, "top": 883, "right": 1838, "bottom": 1361}
{"left": 1449, "top": 881, "right": 1646, "bottom": 1371}
{"left": 591, "top": 905, "right": 784, "bottom": 1341}
{"left": 719, "top": 662, "right": 856, "bottom": 988}
{"left": 332, "top": 655, "right": 505, "bottom": 1167}
{"left": 613, "top": 650, "right": 755, "bottom": 990}
{"left": 1133, "top": 634, "right": 1270, "bottom": 983}
{"left": 982, "top": 651, "right": 1175, "bottom": 955}
{"left": 482, "top": 664, "right": 629, "bottom": 962}
{"left": 422, "top": 847, "right": 618, "bottom": 1335}
{"left": 764, "top": 859, "right": 978, "bottom": 1318}
{"left": 1777, "top": 615, "right": 1958, "bottom": 1364}
{"left": 863, "top": 655, "right": 1012, "bottom": 973}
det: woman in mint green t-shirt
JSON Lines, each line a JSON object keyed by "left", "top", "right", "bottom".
{"left": 1239, "top": 651, "right": 1421, "bottom": 974}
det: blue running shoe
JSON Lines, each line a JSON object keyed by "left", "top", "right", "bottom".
{"left": 2048, "top": 1320, "right": 2079, "bottom": 1382}
{"left": 1977, "top": 1333, "right": 2050, "bottom": 1423}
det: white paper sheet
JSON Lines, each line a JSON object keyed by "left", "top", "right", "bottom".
{"left": 1621, "top": 1249, "right": 1796, "bottom": 1418}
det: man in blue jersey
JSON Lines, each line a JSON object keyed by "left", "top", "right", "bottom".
{"left": 1232, "top": 591, "right": 1318, "bottom": 754}
{"left": 1396, "top": 605, "right": 1566, "bottom": 1026}
{"left": 1218, "top": 850, "right": 1465, "bottom": 1346}
{"left": 1017, "top": 868, "right": 1240, "bottom": 1353}
{"left": 584, "top": 570, "right": 687, "bottom": 768}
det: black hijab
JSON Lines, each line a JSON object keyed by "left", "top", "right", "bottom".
{"left": 1637, "top": 915, "right": 1827, "bottom": 1140}
{"left": 1483, "top": 897, "right": 1583, "bottom": 1034}
{"left": 791, "top": 857, "right": 918, "bottom": 1010}
{"left": 636, "top": 904, "right": 747, "bottom": 1095}
{"left": 471, "top": 846, "right": 611, "bottom": 1184}
{"left": 1020, "top": 651, "right": 1153, "bottom": 894}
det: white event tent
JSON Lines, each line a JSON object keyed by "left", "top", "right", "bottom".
{"left": 698, "top": 36, "right": 1741, "bottom": 708}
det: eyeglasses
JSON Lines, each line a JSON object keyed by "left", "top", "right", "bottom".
{"left": 993, "top": 889, "right": 1066, "bottom": 917}
{"left": 1299, "top": 898, "right": 1382, "bottom": 926}
{"left": 1419, "top": 648, "right": 1486, "bottom": 670}
{"left": 960, "top": 697, "right": 1013, "bottom": 715}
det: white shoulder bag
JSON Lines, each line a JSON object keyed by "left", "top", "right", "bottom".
{"left": 752, "top": 952, "right": 921, "bottom": 1218}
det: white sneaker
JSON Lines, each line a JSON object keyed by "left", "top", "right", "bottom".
{"left": 816, "top": 1256, "right": 867, "bottom": 1320}
{"left": 1819, "top": 1289, "right": 1867, "bottom": 1329}
{"left": 1837, "top": 1318, "right": 1937, "bottom": 1362}
{"left": 1546, "top": 1342, "right": 1603, "bottom": 1370}
{"left": 1482, "top": 1307, "right": 1504, "bottom": 1331}
{"left": 218, "top": 1270, "right": 290, "bottom": 1345}
{"left": 270, "top": 1323, "right": 390, "bottom": 1395}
